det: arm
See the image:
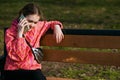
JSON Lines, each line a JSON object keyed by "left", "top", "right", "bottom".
{"left": 53, "top": 24, "right": 64, "bottom": 43}
{"left": 42, "top": 21, "right": 64, "bottom": 43}
{"left": 5, "top": 20, "right": 30, "bottom": 61}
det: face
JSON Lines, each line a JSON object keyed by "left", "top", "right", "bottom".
{"left": 26, "top": 14, "right": 40, "bottom": 27}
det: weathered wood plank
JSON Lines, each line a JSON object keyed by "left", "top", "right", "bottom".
{"left": 43, "top": 49, "right": 120, "bottom": 66}
{"left": 41, "top": 34, "right": 120, "bottom": 49}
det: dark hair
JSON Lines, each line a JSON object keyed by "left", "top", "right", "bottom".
{"left": 19, "top": 3, "right": 44, "bottom": 20}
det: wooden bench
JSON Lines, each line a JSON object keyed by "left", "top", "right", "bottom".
{"left": 1, "top": 29, "right": 120, "bottom": 80}
{"left": 41, "top": 29, "right": 120, "bottom": 80}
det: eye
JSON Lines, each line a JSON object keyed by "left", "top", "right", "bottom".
{"left": 28, "top": 20, "right": 38, "bottom": 24}
{"left": 34, "top": 22, "right": 38, "bottom": 24}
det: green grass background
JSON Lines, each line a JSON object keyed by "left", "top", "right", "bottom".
{"left": 0, "top": 0, "right": 120, "bottom": 80}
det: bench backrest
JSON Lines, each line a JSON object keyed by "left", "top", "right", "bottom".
{"left": 41, "top": 29, "right": 120, "bottom": 66}
{"left": 2, "top": 28, "right": 120, "bottom": 80}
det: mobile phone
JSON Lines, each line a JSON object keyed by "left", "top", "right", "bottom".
{"left": 19, "top": 14, "right": 30, "bottom": 30}
{"left": 19, "top": 14, "right": 25, "bottom": 21}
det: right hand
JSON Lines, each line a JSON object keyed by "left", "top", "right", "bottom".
{"left": 17, "top": 18, "right": 29, "bottom": 38}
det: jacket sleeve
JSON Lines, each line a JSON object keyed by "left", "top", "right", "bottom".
{"left": 5, "top": 22, "right": 30, "bottom": 62}
{"left": 40, "top": 21, "right": 63, "bottom": 36}
{"left": 47, "top": 21, "right": 63, "bottom": 29}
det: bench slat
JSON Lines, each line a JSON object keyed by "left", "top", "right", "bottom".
{"left": 41, "top": 35, "right": 120, "bottom": 49}
{"left": 43, "top": 49, "right": 120, "bottom": 66}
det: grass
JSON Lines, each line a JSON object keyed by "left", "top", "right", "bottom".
{"left": 0, "top": 0, "right": 120, "bottom": 29}
{"left": 0, "top": 0, "right": 120, "bottom": 80}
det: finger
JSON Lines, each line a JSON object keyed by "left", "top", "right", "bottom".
{"left": 55, "top": 34, "right": 58, "bottom": 43}
{"left": 61, "top": 31, "right": 64, "bottom": 39}
{"left": 57, "top": 35, "right": 62, "bottom": 43}
{"left": 59, "top": 35, "right": 63, "bottom": 43}
{"left": 60, "top": 33, "right": 64, "bottom": 42}
{"left": 24, "top": 23, "right": 29, "bottom": 27}
{"left": 19, "top": 18, "right": 27, "bottom": 25}
{"left": 19, "top": 18, "right": 25, "bottom": 23}
{"left": 20, "top": 22, "right": 29, "bottom": 29}
{"left": 57, "top": 36, "right": 60, "bottom": 43}
{"left": 20, "top": 19, "right": 28, "bottom": 25}
{"left": 62, "top": 34, "right": 64, "bottom": 40}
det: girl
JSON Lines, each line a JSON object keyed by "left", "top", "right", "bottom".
{"left": 4, "top": 3, "right": 64, "bottom": 80}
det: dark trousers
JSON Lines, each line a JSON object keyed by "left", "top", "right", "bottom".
{"left": 3, "top": 69, "right": 46, "bottom": 80}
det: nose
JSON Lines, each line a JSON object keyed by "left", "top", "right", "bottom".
{"left": 30, "top": 23, "right": 35, "bottom": 27}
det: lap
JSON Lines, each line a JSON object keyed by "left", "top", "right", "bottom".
{"left": 4, "top": 69, "right": 46, "bottom": 80}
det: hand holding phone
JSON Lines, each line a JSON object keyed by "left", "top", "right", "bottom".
{"left": 19, "top": 14, "right": 30, "bottom": 31}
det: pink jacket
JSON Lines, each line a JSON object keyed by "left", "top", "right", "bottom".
{"left": 4, "top": 19, "right": 63, "bottom": 70}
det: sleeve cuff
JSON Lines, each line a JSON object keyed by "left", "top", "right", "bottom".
{"left": 50, "top": 21, "right": 63, "bottom": 29}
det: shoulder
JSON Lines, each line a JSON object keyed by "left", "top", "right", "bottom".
{"left": 37, "top": 21, "right": 47, "bottom": 24}
{"left": 36, "top": 21, "right": 48, "bottom": 27}
{"left": 6, "top": 19, "right": 18, "bottom": 33}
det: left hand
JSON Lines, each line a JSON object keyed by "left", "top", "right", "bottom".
{"left": 54, "top": 25, "right": 64, "bottom": 43}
